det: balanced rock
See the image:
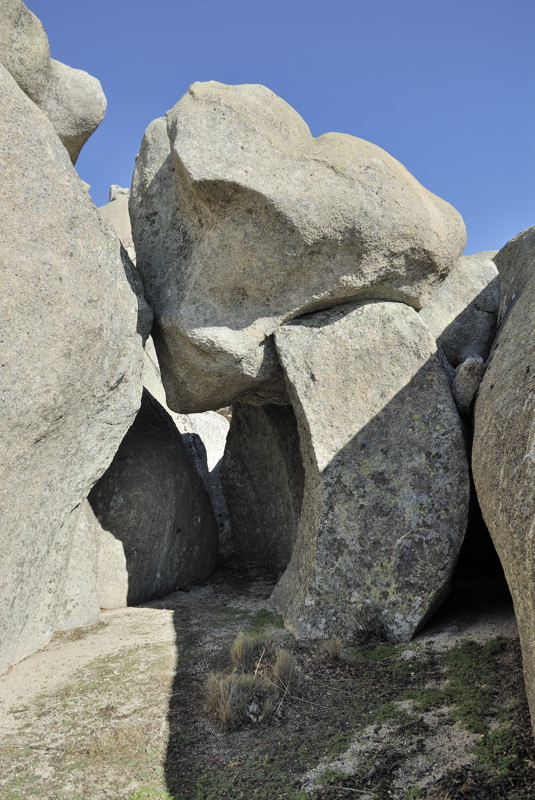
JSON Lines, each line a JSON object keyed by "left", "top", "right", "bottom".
{"left": 222, "top": 402, "right": 304, "bottom": 576}
{"left": 38, "top": 58, "right": 107, "bottom": 164}
{"left": 272, "top": 301, "right": 469, "bottom": 640}
{"left": 473, "top": 232, "right": 535, "bottom": 734}
{"left": 130, "top": 81, "right": 466, "bottom": 413}
{"left": 0, "top": 0, "right": 106, "bottom": 163}
{"left": 0, "top": 64, "right": 143, "bottom": 674}
{"left": 419, "top": 252, "right": 499, "bottom": 367}
{"left": 89, "top": 390, "right": 218, "bottom": 607}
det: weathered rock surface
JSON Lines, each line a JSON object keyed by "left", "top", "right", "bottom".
{"left": 0, "top": 64, "right": 143, "bottom": 674}
{"left": 38, "top": 58, "right": 107, "bottom": 164}
{"left": 493, "top": 226, "right": 535, "bottom": 322}
{"left": 142, "top": 337, "right": 230, "bottom": 550}
{"left": 53, "top": 501, "right": 101, "bottom": 629}
{"left": 89, "top": 390, "right": 218, "bottom": 606}
{"left": 452, "top": 357, "right": 486, "bottom": 415}
{"left": 99, "top": 186, "right": 136, "bottom": 263}
{"left": 272, "top": 301, "right": 469, "bottom": 640}
{"left": 473, "top": 233, "right": 535, "bottom": 734}
{"left": 0, "top": 0, "right": 50, "bottom": 103}
{"left": 222, "top": 403, "right": 304, "bottom": 576}
{"left": 130, "top": 81, "right": 466, "bottom": 413}
{"left": 0, "top": 0, "right": 106, "bottom": 163}
{"left": 419, "top": 252, "right": 499, "bottom": 367}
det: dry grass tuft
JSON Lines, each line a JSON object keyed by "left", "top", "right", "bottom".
{"left": 206, "top": 631, "right": 299, "bottom": 730}
{"left": 272, "top": 648, "right": 297, "bottom": 692}
{"left": 205, "top": 672, "right": 277, "bottom": 730}
{"left": 230, "top": 631, "right": 266, "bottom": 672}
{"left": 320, "top": 637, "right": 343, "bottom": 661}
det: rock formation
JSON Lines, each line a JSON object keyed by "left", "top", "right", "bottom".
{"left": 98, "top": 184, "right": 231, "bottom": 555}
{"left": 0, "top": 62, "right": 143, "bottom": 674}
{"left": 0, "top": 0, "right": 106, "bottom": 163}
{"left": 492, "top": 226, "right": 535, "bottom": 322}
{"left": 99, "top": 186, "right": 137, "bottom": 263}
{"left": 272, "top": 301, "right": 469, "bottom": 640}
{"left": 222, "top": 403, "right": 304, "bottom": 576}
{"left": 89, "top": 391, "right": 218, "bottom": 607}
{"left": 142, "top": 338, "right": 231, "bottom": 553}
{"left": 473, "top": 227, "right": 535, "bottom": 733}
{"left": 130, "top": 81, "right": 466, "bottom": 413}
{"left": 419, "top": 251, "right": 499, "bottom": 368}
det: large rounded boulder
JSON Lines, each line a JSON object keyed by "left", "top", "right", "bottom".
{"left": 130, "top": 81, "right": 466, "bottom": 413}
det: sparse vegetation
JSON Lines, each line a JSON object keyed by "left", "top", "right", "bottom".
{"left": 206, "top": 631, "right": 297, "bottom": 730}
{"left": 2, "top": 578, "right": 533, "bottom": 800}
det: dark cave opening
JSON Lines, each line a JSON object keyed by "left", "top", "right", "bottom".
{"left": 419, "top": 486, "right": 514, "bottom": 635}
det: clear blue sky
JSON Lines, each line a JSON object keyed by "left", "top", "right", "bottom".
{"left": 27, "top": 0, "right": 534, "bottom": 254}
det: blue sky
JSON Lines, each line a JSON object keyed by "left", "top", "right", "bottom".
{"left": 27, "top": 0, "right": 534, "bottom": 254}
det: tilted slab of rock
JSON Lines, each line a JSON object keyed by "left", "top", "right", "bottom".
{"left": 0, "top": 0, "right": 106, "bottom": 163}
{"left": 493, "top": 226, "right": 535, "bottom": 323}
{"left": 130, "top": 81, "right": 466, "bottom": 412}
{"left": 89, "top": 390, "right": 218, "bottom": 607}
{"left": 419, "top": 252, "right": 499, "bottom": 367}
{"left": 272, "top": 301, "right": 469, "bottom": 640}
{"left": 473, "top": 234, "right": 535, "bottom": 735}
{"left": 221, "top": 402, "right": 304, "bottom": 576}
{"left": 0, "top": 64, "right": 143, "bottom": 674}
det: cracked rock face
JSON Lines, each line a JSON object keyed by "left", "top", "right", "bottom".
{"left": 271, "top": 301, "right": 469, "bottom": 641}
{"left": 130, "top": 81, "right": 466, "bottom": 413}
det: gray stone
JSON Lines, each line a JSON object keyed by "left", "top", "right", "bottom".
{"left": 473, "top": 242, "right": 535, "bottom": 736}
{"left": 130, "top": 81, "right": 466, "bottom": 413}
{"left": 493, "top": 226, "right": 535, "bottom": 323}
{"left": 452, "top": 357, "right": 486, "bottom": 415}
{"left": 0, "top": 0, "right": 51, "bottom": 104}
{"left": 221, "top": 403, "right": 304, "bottom": 576}
{"left": 89, "top": 390, "right": 218, "bottom": 606}
{"left": 272, "top": 301, "right": 469, "bottom": 641}
{"left": 99, "top": 186, "right": 136, "bottom": 264}
{"left": 419, "top": 252, "right": 500, "bottom": 367}
{"left": 53, "top": 501, "right": 100, "bottom": 630}
{"left": 38, "top": 58, "right": 107, "bottom": 164}
{"left": 99, "top": 188, "right": 153, "bottom": 343}
{"left": 0, "top": 64, "right": 143, "bottom": 674}
{"left": 142, "top": 337, "right": 230, "bottom": 551}
{"left": 0, "top": 1, "right": 106, "bottom": 163}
